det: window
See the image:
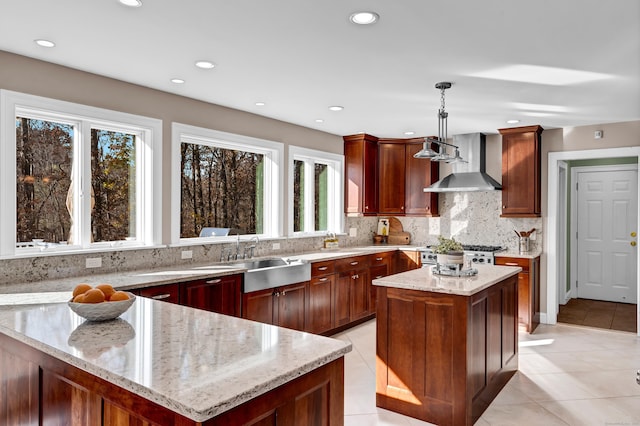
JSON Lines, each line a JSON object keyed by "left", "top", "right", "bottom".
{"left": 0, "top": 90, "right": 162, "bottom": 257}
{"left": 289, "top": 146, "right": 343, "bottom": 235}
{"left": 171, "top": 123, "right": 283, "bottom": 243}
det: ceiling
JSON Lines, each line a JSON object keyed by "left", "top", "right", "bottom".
{"left": 1, "top": 0, "right": 639, "bottom": 138}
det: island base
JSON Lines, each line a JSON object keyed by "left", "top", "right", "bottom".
{"left": 375, "top": 274, "right": 518, "bottom": 426}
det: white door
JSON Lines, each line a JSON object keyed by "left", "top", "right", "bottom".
{"left": 576, "top": 169, "right": 638, "bottom": 303}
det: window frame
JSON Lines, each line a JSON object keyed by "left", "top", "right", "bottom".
{"left": 171, "top": 123, "right": 284, "bottom": 244}
{"left": 0, "top": 90, "right": 163, "bottom": 258}
{"left": 288, "top": 145, "right": 344, "bottom": 236}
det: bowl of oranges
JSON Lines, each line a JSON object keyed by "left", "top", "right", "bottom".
{"left": 68, "top": 283, "right": 135, "bottom": 321}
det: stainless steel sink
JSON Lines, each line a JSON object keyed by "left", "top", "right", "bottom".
{"left": 230, "top": 258, "right": 311, "bottom": 293}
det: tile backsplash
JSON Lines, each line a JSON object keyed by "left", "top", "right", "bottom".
{"left": 0, "top": 191, "right": 540, "bottom": 286}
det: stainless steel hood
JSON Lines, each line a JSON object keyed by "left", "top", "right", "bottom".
{"left": 424, "top": 133, "right": 502, "bottom": 192}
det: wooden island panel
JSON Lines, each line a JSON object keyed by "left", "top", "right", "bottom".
{"left": 376, "top": 274, "right": 518, "bottom": 426}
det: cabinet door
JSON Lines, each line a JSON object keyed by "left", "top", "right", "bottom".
{"left": 135, "top": 283, "right": 180, "bottom": 304}
{"left": 275, "top": 282, "right": 308, "bottom": 331}
{"left": 394, "top": 250, "right": 420, "bottom": 273}
{"left": 349, "top": 269, "right": 370, "bottom": 322}
{"left": 334, "top": 272, "right": 352, "bottom": 327}
{"left": 344, "top": 134, "right": 378, "bottom": 215}
{"left": 369, "top": 264, "right": 388, "bottom": 314}
{"left": 500, "top": 125, "right": 542, "bottom": 217}
{"left": 243, "top": 288, "right": 275, "bottom": 324}
{"left": 405, "top": 143, "right": 439, "bottom": 216}
{"left": 378, "top": 142, "right": 406, "bottom": 214}
{"left": 41, "top": 368, "right": 102, "bottom": 425}
{"left": 181, "top": 275, "right": 242, "bottom": 317}
{"left": 308, "top": 275, "right": 334, "bottom": 334}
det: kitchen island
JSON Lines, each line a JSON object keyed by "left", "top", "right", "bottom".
{"left": 0, "top": 296, "right": 351, "bottom": 425}
{"left": 373, "top": 264, "right": 521, "bottom": 426}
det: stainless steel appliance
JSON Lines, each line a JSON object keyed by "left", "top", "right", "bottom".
{"left": 418, "top": 244, "right": 504, "bottom": 267}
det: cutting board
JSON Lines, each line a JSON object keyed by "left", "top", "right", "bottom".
{"left": 387, "top": 217, "right": 411, "bottom": 245}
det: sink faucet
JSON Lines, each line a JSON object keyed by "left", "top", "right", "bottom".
{"left": 244, "top": 236, "right": 259, "bottom": 259}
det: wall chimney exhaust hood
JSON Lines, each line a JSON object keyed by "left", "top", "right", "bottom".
{"left": 424, "top": 133, "right": 502, "bottom": 192}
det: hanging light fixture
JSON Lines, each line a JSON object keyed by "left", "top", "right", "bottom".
{"left": 414, "top": 81, "right": 463, "bottom": 162}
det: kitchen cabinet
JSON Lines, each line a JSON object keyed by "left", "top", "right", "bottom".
{"left": 335, "top": 256, "right": 370, "bottom": 326}
{"left": 343, "top": 133, "right": 378, "bottom": 216}
{"left": 378, "top": 139, "right": 439, "bottom": 216}
{"left": 495, "top": 255, "right": 540, "bottom": 333}
{"left": 181, "top": 274, "right": 242, "bottom": 317}
{"left": 499, "top": 125, "right": 543, "bottom": 217}
{"left": 394, "top": 250, "right": 421, "bottom": 273}
{"left": 368, "top": 251, "right": 394, "bottom": 313}
{"left": 308, "top": 260, "right": 336, "bottom": 334}
{"left": 133, "top": 282, "right": 180, "bottom": 304}
{"left": 242, "top": 281, "right": 309, "bottom": 331}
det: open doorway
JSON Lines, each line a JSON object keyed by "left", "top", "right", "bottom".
{"left": 547, "top": 147, "right": 640, "bottom": 336}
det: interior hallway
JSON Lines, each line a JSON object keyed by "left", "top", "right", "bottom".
{"left": 334, "top": 319, "right": 640, "bottom": 425}
{"left": 558, "top": 298, "right": 637, "bottom": 333}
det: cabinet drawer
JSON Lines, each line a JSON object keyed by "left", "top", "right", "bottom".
{"left": 335, "top": 255, "right": 370, "bottom": 273}
{"left": 135, "top": 283, "right": 180, "bottom": 304}
{"left": 311, "top": 260, "right": 335, "bottom": 277}
{"left": 495, "top": 257, "right": 530, "bottom": 272}
{"left": 370, "top": 251, "right": 393, "bottom": 266}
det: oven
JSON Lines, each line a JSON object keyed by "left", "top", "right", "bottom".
{"left": 418, "top": 244, "right": 504, "bottom": 267}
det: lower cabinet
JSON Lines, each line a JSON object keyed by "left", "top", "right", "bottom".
{"left": 495, "top": 256, "right": 540, "bottom": 333}
{"left": 133, "top": 282, "right": 180, "bottom": 304}
{"left": 242, "top": 281, "right": 308, "bottom": 331}
{"left": 394, "top": 250, "right": 421, "bottom": 274}
{"left": 308, "top": 274, "right": 335, "bottom": 334}
{"left": 335, "top": 256, "right": 371, "bottom": 326}
{"left": 181, "top": 275, "right": 242, "bottom": 317}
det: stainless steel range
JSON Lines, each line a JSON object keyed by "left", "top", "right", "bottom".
{"left": 418, "top": 244, "right": 504, "bottom": 267}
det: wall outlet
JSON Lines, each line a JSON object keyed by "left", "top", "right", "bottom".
{"left": 349, "top": 227, "right": 357, "bottom": 237}
{"left": 85, "top": 257, "right": 102, "bottom": 268}
{"left": 181, "top": 250, "right": 193, "bottom": 259}
{"left": 272, "top": 242, "right": 281, "bottom": 250}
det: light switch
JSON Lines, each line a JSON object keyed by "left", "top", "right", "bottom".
{"left": 181, "top": 250, "right": 193, "bottom": 259}
{"left": 349, "top": 227, "right": 357, "bottom": 237}
{"left": 85, "top": 257, "right": 102, "bottom": 268}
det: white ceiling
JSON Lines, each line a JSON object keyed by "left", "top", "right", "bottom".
{"left": 1, "top": 0, "right": 639, "bottom": 138}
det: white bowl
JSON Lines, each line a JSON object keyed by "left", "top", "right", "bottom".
{"left": 68, "top": 293, "right": 136, "bottom": 321}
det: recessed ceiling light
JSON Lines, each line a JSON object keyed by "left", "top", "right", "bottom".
{"left": 349, "top": 11, "right": 380, "bottom": 25}
{"left": 404, "top": 131, "right": 415, "bottom": 136}
{"left": 170, "top": 78, "right": 185, "bottom": 84}
{"left": 35, "top": 39, "right": 55, "bottom": 48}
{"left": 119, "top": 0, "right": 142, "bottom": 7}
{"left": 255, "top": 102, "right": 266, "bottom": 106}
{"left": 195, "top": 60, "right": 215, "bottom": 69}
{"left": 315, "top": 119, "right": 324, "bottom": 123}
{"left": 328, "top": 106, "right": 344, "bottom": 111}
{"left": 506, "top": 119, "right": 520, "bottom": 124}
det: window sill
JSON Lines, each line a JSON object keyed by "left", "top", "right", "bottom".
{"left": 3, "top": 244, "right": 167, "bottom": 260}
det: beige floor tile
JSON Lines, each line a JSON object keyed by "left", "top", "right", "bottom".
{"left": 565, "top": 369, "right": 640, "bottom": 398}
{"left": 479, "top": 402, "right": 569, "bottom": 425}
{"left": 538, "top": 398, "right": 636, "bottom": 426}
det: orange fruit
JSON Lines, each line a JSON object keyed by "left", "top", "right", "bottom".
{"left": 95, "top": 284, "right": 115, "bottom": 300}
{"left": 72, "top": 294, "right": 85, "bottom": 303}
{"left": 82, "top": 288, "right": 105, "bottom": 304}
{"left": 72, "top": 283, "right": 92, "bottom": 298}
{"left": 109, "top": 291, "right": 130, "bottom": 302}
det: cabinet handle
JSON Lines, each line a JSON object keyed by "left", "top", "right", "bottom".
{"left": 504, "top": 262, "right": 518, "bottom": 266}
{"left": 274, "top": 291, "right": 280, "bottom": 297}
{"left": 318, "top": 277, "right": 329, "bottom": 282}
{"left": 352, "top": 274, "right": 359, "bottom": 280}
{"left": 281, "top": 290, "right": 286, "bottom": 296}
{"left": 317, "top": 266, "right": 328, "bottom": 271}
{"left": 205, "top": 278, "right": 222, "bottom": 284}
{"left": 151, "top": 293, "right": 171, "bottom": 300}
{"left": 350, "top": 261, "right": 359, "bottom": 266}
{"left": 376, "top": 257, "right": 383, "bottom": 261}
{"left": 401, "top": 206, "right": 404, "bottom": 210}
{"left": 503, "top": 205, "right": 506, "bottom": 209}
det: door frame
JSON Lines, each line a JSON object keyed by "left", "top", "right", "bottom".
{"left": 569, "top": 164, "right": 638, "bottom": 301}
{"left": 546, "top": 146, "right": 640, "bottom": 336}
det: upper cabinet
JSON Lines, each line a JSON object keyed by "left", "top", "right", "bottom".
{"left": 344, "top": 134, "right": 439, "bottom": 217}
{"left": 499, "top": 125, "right": 543, "bottom": 217}
{"left": 378, "top": 140, "right": 439, "bottom": 216}
{"left": 344, "top": 134, "right": 379, "bottom": 216}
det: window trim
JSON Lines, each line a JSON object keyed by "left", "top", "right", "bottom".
{"left": 171, "top": 123, "right": 284, "bottom": 244}
{"left": 288, "top": 145, "right": 344, "bottom": 236}
{"left": 0, "top": 90, "right": 163, "bottom": 258}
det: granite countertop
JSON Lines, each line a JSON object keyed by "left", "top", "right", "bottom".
{"left": 0, "top": 297, "right": 351, "bottom": 422}
{"left": 495, "top": 249, "right": 542, "bottom": 259}
{"left": 372, "top": 264, "right": 522, "bottom": 296}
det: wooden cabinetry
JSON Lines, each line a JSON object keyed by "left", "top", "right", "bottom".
{"left": 499, "top": 125, "right": 543, "bottom": 217}
{"left": 181, "top": 275, "right": 242, "bottom": 317}
{"left": 335, "top": 256, "right": 370, "bottom": 326}
{"left": 368, "top": 251, "right": 394, "bottom": 313}
{"left": 394, "top": 249, "right": 421, "bottom": 274}
{"left": 344, "top": 133, "right": 378, "bottom": 216}
{"left": 242, "top": 281, "right": 309, "bottom": 331}
{"left": 378, "top": 139, "right": 439, "bottom": 216}
{"left": 376, "top": 274, "right": 518, "bottom": 425}
{"left": 133, "top": 282, "right": 180, "bottom": 304}
{"left": 308, "top": 260, "right": 336, "bottom": 334}
{"left": 495, "top": 255, "right": 540, "bottom": 333}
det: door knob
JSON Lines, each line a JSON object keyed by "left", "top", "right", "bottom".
{"left": 631, "top": 231, "right": 637, "bottom": 237}
{"left": 632, "top": 241, "right": 637, "bottom": 247}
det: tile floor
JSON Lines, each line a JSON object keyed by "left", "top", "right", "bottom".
{"left": 333, "top": 319, "right": 640, "bottom": 426}
{"left": 558, "top": 298, "right": 637, "bottom": 333}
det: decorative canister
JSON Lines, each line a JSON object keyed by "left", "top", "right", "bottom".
{"left": 519, "top": 237, "right": 530, "bottom": 253}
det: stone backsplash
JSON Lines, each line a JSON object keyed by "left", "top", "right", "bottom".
{"left": 0, "top": 192, "right": 540, "bottom": 286}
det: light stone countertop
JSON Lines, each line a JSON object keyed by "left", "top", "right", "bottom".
{"left": 373, "top": 264, "right": 522, "bottom": 296}
{"left": 0, "top": 297, "right": 352, "bottom": 422}
{"left": 495, "top": 249, "right": 542, "bottom": 259}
